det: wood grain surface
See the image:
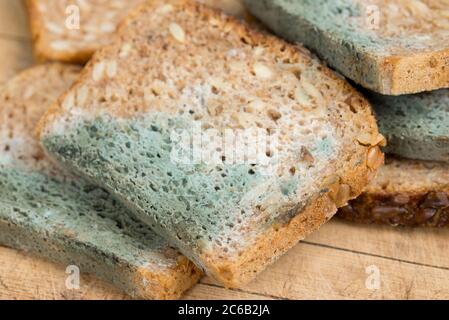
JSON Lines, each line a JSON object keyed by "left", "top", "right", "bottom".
{"left": 0, "top": 0, "right": 448, "bottom": 300}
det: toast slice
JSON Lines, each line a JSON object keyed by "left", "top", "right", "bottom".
{"left": 38, "top": 0, "right": 382, "bottom": 287}
{"left": 26, "top": 0, "right": 248, "bottom": 64}
{"left": 244, "top": 0, "right": 449, "bottom": 95}
{"left": 339, "top": 157, "right": 449, "bottom": 227}
{"left": 0, "top": 63, "right": 201, "bottom": 299}
{"left": 370, "top": 89, "right": 449, "bottom": 163}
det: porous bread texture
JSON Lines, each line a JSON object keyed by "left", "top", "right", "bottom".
{"left": 244, "top": 0, "right": 449, "bottom": 95}
{"left": 339, "top": 157, "right": 449, "bottom": 227}
{"left": 0, "top": 64, "right": 201, "bottom": 299}
{"left": 370, "top": 89, "right": 449, "bottom": 163}
{"left": 38, "top": 0, "right": 382, "bottom": 287}
{"left": 26, "top": 0, "right": 249, "bottom": 64}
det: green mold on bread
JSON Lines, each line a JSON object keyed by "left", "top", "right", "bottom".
{"left": 0, "top": 63, "right": 201, "bottom": 299}
{"left": 370, "top": 89, "right": 449, "bottom": 163}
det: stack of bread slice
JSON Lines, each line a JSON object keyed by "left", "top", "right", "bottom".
{"left": 13, "top": 0, "right": 449, "bottom": 299}
{"left": 35, "top": 0, "right": 381, "bottom": 287}
{"left": 0, "top": 0, "right": 386, "bottom": 297}
{"left": 245, "top": 0, "right": 449, "bottom": 227}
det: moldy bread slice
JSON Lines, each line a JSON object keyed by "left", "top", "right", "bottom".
{"left": 0, "top": 63, "right": 201, "bottom": 299}
{"left": 370, "top": 89, "right": 449, "bottom": 163}
{"left": 38, "top": 0, "right": 382, "bottom": 287}
{"left": 245, "top": 0, "right": 449, "bottom": 95}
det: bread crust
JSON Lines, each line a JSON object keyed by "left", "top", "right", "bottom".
{"left": 38, "top": 0, "right": 382, "bottom": 287}
{"left": 382, "top": 49, "right": 449, "bottom": 95}
{"left": 245, "top": 0, "right": 449, "bottom": 95}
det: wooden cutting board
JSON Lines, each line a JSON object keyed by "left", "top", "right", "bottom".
{"left": 0, "top": 0, "right": 448, "bottom": 300}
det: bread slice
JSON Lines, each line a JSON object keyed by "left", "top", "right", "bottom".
{"left": 339, "top": 157, "right": 449, "bottom": 227}
{"left": 26, "top": 0, "right": 144, "bottom": 63}
{"left": 38, "top": 0, "right": 382, "bottom": 287}
{"left": 370, "top": 89, "right": 449, "bottom": 163}
{"left": 244, "top": 0, "right": 449, "bottom": 95}
{"left": 0, "top": 63, "right": 201, "bottom": 299}
{"left": 26, "top": 0, "right": 248, "bottom": 64}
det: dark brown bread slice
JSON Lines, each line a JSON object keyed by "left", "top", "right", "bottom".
{"left": 38, "top": 0, "right": 382, "bottom": 287}
{"left": 26, "top": 0, "right": 248, "bottom": 64}
{"left": 339, "top": 158, "right": 449, "bottom": 227}
{"left": 0, "top": 63, "right": 201, "bottom": 299}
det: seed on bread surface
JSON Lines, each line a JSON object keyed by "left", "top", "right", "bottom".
{"left": 158, "top": 4, "right": 174, "bottom": 13}
{"left": 367, "top": 146, "right": 384, "bottom": 170}
{"left": 169, "top": 22, "right": 186, "bottom": 43}
{"left": 253, "top": 63, "right": 272, "bottom": 79}
{"left": 50, "top": 40, "right": 71, "bottom": 51}
{"left": 106, "top": 60, "right": 118, "bottom": 78}
{"left": 335, "top": 184, "right": 351, "bottom": 207}
{"left": 92, "top": 61, "right": 106, "bottom": 82}
{"left": 119, "top": 43, "right": 133, "bottom": 58}
{"left": 62, "top": 92, "right": 75, "bottom": 110}
{"left": 45, "top": 22, "right": 64, "bottom": 35}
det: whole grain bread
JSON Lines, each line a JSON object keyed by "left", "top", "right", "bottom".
{"left": 369, "top": 89, "right": 449, "bottom": 163}
{"left": 0, "top": 63, "right": 201, "bottom": 299}
{"left": 339, "top": 157, "right": 449, "bottom": 227}
{"left": 244, "top": 0, "right": 449, "bottom": 95}
{"left": 26, "top": 0, "right": 248, "bottom": 64}
{"left": 38, "top": 0, "right": 382, "bottom": 287}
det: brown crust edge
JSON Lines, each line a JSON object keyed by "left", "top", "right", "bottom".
{"left": 379, "top": 48, "right": 449, "bottom": 95}
{"left": 134, "top": 256, "right": 203, "bottom": 299}
{"left": 37, "top": 0, "right": 382, "bottom": 288}
{"left": 201, "top": 145, "right": 379, "bottom": 287}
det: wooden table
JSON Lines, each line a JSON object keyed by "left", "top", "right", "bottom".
{"left": 1, "top": 0, "right": 448, "bottom": 300}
